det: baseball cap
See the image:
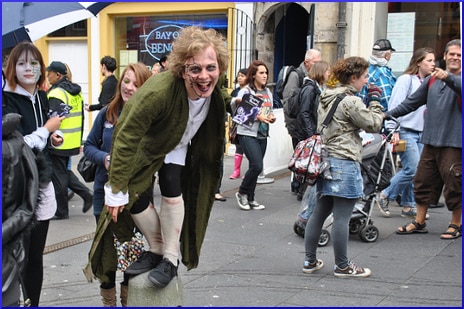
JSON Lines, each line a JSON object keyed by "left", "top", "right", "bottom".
{"left": 46, "top": 61, "right": 67, "bottom": 74}
{"left": 372, "top": 39, "right": 396, "bottom": 52}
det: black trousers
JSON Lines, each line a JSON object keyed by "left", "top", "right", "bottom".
{"left": 23, "top": 219, "right": 49, "bottom": 307}
{"left": 50, "top": 155, "right": 91, "bottom": 217}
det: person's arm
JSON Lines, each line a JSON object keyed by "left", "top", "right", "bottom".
{"left": 346, "top": 93, "right": 384, "bottom": 134}
{"left": 88, "top": 77, "right": 117, "bottom": 111}
{"left": 385, "top": 74, "right": 412, "bottom": 130}
{"left": 83, "top": 110, "right": 108, "bottom": 168}
{"left": 298, "top": 85, "right": 318, "bottom": 138}
{"left": 385, "top": 79, "right": 429, "bottom": 119}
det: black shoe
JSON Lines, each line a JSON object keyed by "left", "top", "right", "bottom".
{"left": 429, "top": 202, "right": 445, "bottom": 208}
{"left": 125, "top": 251, "right": 163, "bottom": 275}
{"left": 395, "top": 194, "right": 402, "bottom": 206}
{"left": 51, "top": 215, "right": 69, "bottom": 220}
{"left": 148, "top": 258, "right": 178, "bottom": 288}
{"left": 68, "top": 191, "right": 75, "bottom": 201}
{"left": 82, "top": 193, "right": 93, "bottom": 213}
{"left": 297, "top": 192, "right": 303, "bottom": 201}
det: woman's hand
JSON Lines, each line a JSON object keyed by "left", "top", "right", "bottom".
{"left": 51, "top": 133, "right": 63, "bottom": 146}
{"left": 44, "top": 115, "right": 64, "bottom": 133}
{"left": 257, "top": 114, "right": 276, "bottom": 124}
{"left": 104, "top": 154, "right": 110, "bottom": 170}
{"left": 391, "top": 132, "right": 400, "bottom": 145}
{"left": 106, "top": 205, "right": 124, "bottom": 222}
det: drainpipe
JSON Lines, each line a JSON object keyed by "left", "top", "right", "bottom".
{"left": 336, "top": 2, "right": 347, "bottom": 60}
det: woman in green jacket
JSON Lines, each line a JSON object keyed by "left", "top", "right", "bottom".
{"left": 89, "top": 26, "right": 230, "bottom": 290}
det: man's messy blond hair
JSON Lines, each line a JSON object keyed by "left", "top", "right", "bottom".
{"left": 169, "top": 26, "right": 229, "bottom": 78}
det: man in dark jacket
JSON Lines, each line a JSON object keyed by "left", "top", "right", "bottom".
{"left": 85, "top": 56, "right": 118, "bottom": 111}
{"left": 46, "top": 61, "right": 93, "bottom": 219}
{"left": 282, "top": 49, "right": 321, "bottom": 196}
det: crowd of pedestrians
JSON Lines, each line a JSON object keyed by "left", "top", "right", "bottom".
{"left": 2, "top": 25, "right": 461, "bottom": 307}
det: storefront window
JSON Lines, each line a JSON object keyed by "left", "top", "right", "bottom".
{"left": 115, "top": 14, "right": 227, "bottom": 72}
{"left": 388, "top": 2, "right": 460, "bottom": 69}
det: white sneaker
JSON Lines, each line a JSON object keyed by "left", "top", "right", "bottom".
{"left": 235, "top": 192, "right": 250, "bottom": 210}
{"left": 249, "top": 200, "right": 265, "bottom": 210}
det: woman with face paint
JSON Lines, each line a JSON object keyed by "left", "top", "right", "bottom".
{"left": 230, "top": 60, "right": 276, "bottom": 211}
{"left": 3, "top": 42, "right": 64, "bottom": 306}
{"left": 88, "top": 26, "right": 230, "bottom": 290}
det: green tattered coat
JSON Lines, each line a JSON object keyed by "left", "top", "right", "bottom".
{"left": 88, "top": 72, "right": 230, "bottom": 283}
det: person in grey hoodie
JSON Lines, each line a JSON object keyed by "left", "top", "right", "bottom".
{"left": 387, "top": 39, "right": 461, "bottom": 239}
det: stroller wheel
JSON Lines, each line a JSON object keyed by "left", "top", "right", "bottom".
{"left": 318, "top": 229, "right": 330, "bottom": 247}
{"left": 359, "top": 225, "right": 379, "bottom": 242}
{"left": 349, "top": 220, "right": 361, "bottom": 234}
{"left": 293, "top": 222, "right": 305, "bottom": 237}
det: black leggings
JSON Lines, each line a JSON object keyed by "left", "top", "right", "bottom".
{"left": 23, "top": 219, "right": 49, "bottom": 307}
{"left": 130, "top": 163, "right": 183, "bottom": 215}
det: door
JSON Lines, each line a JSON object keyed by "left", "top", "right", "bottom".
{"left": 48, "top": 41, "right": 91, "bottom": 139}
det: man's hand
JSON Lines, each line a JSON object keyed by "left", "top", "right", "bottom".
{"left": 431, "top": 68, "right": 449, "bottom": 81}
{"left": 106, "top": 205, "right": 125, "bottom": 222}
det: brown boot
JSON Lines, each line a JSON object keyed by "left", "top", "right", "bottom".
{"left": 120, "top": 283, "right": 128, "bottom": 307}
{"left": 100, "top": 286, "right": 116, "bottom": 307}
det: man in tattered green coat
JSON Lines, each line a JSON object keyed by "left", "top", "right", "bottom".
{"left": 87, "top": 26, "right": 231, "bottom": 290}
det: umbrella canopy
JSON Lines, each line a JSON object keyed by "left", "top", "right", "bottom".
{"left": 2, "top": 2, "right": 112, "bottom": 49}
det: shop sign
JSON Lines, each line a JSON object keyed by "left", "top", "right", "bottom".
{"left": 145, "top": 25, "right": 183, "bottom": 60}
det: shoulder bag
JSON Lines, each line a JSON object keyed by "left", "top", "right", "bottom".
{"left": 288, "top": 93, "right": 346, "bottom": 185}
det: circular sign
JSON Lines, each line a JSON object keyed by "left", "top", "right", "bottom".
{"left": 145, "top": 25, "right": 183, "bottom": 60}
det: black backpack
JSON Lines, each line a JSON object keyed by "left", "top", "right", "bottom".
{"left": 286, "top": 79, "right": 320, "bottom": 119}
{"left": 275, "top": 65, "right": 305, "bottom": 101}
{"left": 2, "top": 113, "right": 38, "bottom": 307}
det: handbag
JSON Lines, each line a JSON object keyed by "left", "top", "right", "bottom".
{"left": 113, "top": 231, "right": 145, "bottom": 272}
{"left": 288, "top": 93, "right": 346, "bottom": 186}
{"left": 77, "top": 155, "right": 96, "bottom": 183}
{"left": 229, "top": 120, "right": 239, "bottom": 145}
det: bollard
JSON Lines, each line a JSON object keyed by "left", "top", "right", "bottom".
{"left": 127, "top": 272, "right": 183, "bottom": 307}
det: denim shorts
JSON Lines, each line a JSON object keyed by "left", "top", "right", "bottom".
{"left": 317, "top": 157, "right": 364, "bottom": 199}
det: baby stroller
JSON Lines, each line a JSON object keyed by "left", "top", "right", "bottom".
{"left": 293, "top": 117, "right": 399, "bottom": 244}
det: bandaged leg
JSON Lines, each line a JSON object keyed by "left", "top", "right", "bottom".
{"left": 130, "top": 204, "right": 163, "bottom": 255}
{"left": 159, "top": 195, "right": 185, "bottom": 266}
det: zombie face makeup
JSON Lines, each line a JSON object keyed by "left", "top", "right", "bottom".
{"left": 182, "top": 46, "right": 220, "bottom": 100}
{"left": 16, "top": 51, "right": 41, "bottom": 87}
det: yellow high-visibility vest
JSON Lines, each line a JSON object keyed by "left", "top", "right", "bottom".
{"left": 47, "top": 87, "right": 84, "bottom": 150}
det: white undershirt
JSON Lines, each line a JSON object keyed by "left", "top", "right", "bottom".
{"left": 164, "top": 96, "right": 211, "bottom": 165}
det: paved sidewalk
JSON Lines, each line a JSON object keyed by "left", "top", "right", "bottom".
{"left": 40, "top": 154, "right": 462, "bottom": 307}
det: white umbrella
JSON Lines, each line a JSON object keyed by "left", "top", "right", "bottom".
{"left": 2, "top": 2, "right": 112, "bottom": 49}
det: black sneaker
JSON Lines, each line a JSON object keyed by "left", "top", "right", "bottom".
{"left": 148, "top": 258, "right": 178, "bottom": 288}
{"left": 125, "top": 251, "right": 163, "bottom": 275}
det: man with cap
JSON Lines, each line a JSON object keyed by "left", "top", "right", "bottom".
{"left": 46, "top": 61, "right": 93, "bottom": 219}
{"left": 359, "top": 39, "right": 397, "bottom": 112}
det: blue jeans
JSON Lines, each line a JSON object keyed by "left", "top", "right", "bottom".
{"left": 237, "top": 135, "right": 267, "bottom": 202}
{"left": 384, "top": 129, "right": 423, "bottom": 207}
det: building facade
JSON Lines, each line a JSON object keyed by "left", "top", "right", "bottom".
{"left": 33, "top": 2, "right": 461, "bottom": 145}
